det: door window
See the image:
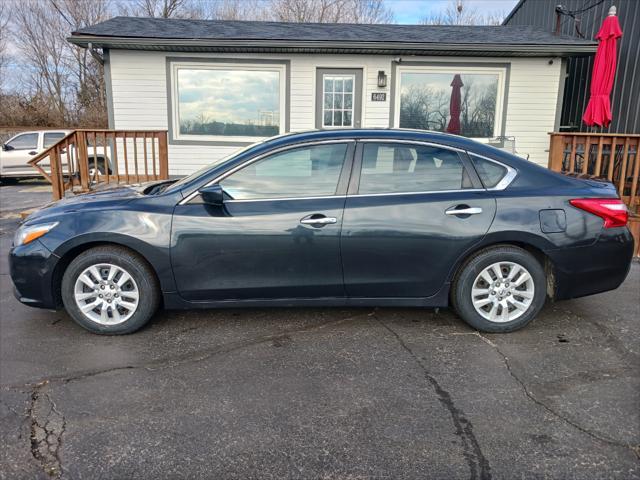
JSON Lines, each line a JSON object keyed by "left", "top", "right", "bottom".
{"left": 357, "top": 143, "right": 472, "bottom": 194}
{"left": 43, "top": 132, "right": 66, "bottom": 148}
{"left": 6, "top": 133, "right": 38, "bottom": 150}
{"left": 221, "top": 143, "right": 349, "bottom": 200}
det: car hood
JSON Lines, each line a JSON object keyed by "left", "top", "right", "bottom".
{"left": 24, "top": 182, "right": 164, "bottom": 223}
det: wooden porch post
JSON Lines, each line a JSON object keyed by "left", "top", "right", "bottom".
{"left": 548, "top": 134, "right": 565, "bottom": 171}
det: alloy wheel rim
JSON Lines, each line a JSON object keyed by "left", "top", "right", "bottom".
{"left": 73, "top": 263, "right": 139, "bottom": 325}
{"left": 471, "top": 261, "right": 535, "bottom": 323}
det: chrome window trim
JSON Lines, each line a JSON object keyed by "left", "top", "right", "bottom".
{"left": 225, "top": 194, "right": 347, "bottom": 203}
{"left": 179, "top": 139, "right": 355, "bottom": 205}
{"left": 348, "top": 189, "right": 485, "bottom": 198}
{"left": 356, "top": 138, "right": 466, "bottom": 153}
{"left": 467, "top": 152, "right": 518, "bottom": 191}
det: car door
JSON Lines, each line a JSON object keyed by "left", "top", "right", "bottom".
{"left": 340, "top": 141, "right": 497, "bottom": 298}
{"left": 171, "top": 141, "right": 355, "bottom": 302}
{"left": 0, "top": 132, "right": 40, "bottom": 175}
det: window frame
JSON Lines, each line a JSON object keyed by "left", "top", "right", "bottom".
{"left": 169, "top": 60, "right": 288, "bottom": 145}
{"left": 182, "top": 140, "right": 356, "bottom": 204}
{"left": 321, "top": 73, "right": 356, "bottom": 129}
{"left": 348, "top": 140, "right": 484, "bottom": 196}
{"left": 7, "top": 132, "right": 39, "bottom": 151}
{"left": 393, "top": 65, "right": 507, "bottom": 141}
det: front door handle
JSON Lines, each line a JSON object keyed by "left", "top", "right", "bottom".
{"left": 445, "top": 206, "right": 483, "bottom": 216}
{"left": 300, "top": 214, "right": 337, "bottom": 226}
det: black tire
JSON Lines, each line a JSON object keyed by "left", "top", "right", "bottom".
{"left": 0, "top": 176, "right": 19, "bottom": 185}
{"left": 61, "top": 246, "right": 160, "bottom": 334}
{"left": 452, "top": 245, "right": 547, "bottom": 333}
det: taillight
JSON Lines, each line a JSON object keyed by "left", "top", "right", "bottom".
{"left": 569, "top": 198, "right": 628, "bottom": 228}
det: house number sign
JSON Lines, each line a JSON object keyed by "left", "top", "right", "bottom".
{"left": 371, "top": 92, "right": 387, "bottom": 102}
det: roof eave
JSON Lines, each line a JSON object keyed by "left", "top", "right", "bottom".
{"left": 68, "top": 35, "right": 598, "bottom": 57}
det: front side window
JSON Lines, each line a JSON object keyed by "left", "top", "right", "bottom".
{"left": 396, "top": 66, "right": 505, "bottom": 139}
{"left": 221, "top": 143, "right": 349, "bottom": 200}
{"left": 358, "top": 143, "right": 472, "bottom": 194}
{"left": 172, "top": 62, "right": 285, "bottom": 142}
{"left": 7, "top": 133, "right": 38, "bottom": 150}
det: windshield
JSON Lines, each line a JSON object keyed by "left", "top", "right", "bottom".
{"left": 164, "top": 141, "right": 263, "bottom": 193}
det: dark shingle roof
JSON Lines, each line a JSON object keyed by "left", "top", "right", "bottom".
{"left": 69, "top": 16, "right": 596, "bottom": 56}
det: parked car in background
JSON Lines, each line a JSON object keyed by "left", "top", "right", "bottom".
{"left": 0, "top": 130, "right": 112, "bottom": 181}
{"left": 8, "top": 129, "right": 634, "bottom": 335}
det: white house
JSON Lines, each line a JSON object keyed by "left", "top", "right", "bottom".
{"left": 69, "top": 17, "right": 596, "bottom": 175}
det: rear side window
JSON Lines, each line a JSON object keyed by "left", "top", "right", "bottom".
{"left": 43, "top": 132, "right": 66, "bottom": 148}
{"left": 357, "top": 143, "right": 472, "bottom": 194}
{"left": 470, "top": 154, "right": 507, "bottom": 188}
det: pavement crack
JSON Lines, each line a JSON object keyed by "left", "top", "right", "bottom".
{"left": 4, "top": 312, "right": 371, "bottom": 390}
{"left": 28, "top": 381, "right": 65, "bottom": 479}
{"left": 379, "top": 319, "right": 492, "bottom": 480}
{"left": 470, "top": 331, "right": 640, "bottom": 460}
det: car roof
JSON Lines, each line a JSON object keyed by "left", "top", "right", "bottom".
{"left": 262, "top": 128, "right": 499, "bottom": 156}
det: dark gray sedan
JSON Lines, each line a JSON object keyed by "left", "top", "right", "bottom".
{"left": 9, "top": 129, "right": 634, "bottom": 334}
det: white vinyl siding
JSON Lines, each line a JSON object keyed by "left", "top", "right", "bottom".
{"left": 108, "top": 50, "right": 561, "bottom": 174}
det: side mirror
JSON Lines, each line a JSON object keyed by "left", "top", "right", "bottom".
{"left": 199, "top": 184, "right": 224, "bottom": 206}
{"left": 2, "top": 143, "right": 13, "bottom": 151}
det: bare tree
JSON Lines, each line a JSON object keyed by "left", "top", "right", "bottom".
{"left": 118, "top": 0, "right": 207, "bottom": 18}
{"left": 271, "top": 0, "right": 393, "bottom": 23}
{"left": 0, "top": 1, "right": 9, "bottom": 89}
{"left": 12, "top": 0, "right": 70, "bottom": 123}
{"left": 207, "top": 0, "right": 270, "bottom": 21}
{"left": 421, "top": 0, "right": 504, "bottom": 26}
{"left": 53, "top": 0, "right": 112, "bottom": 125}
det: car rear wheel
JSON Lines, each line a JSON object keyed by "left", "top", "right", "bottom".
{"left": 61, "top": 246, "right": 160, "bottom": 334}
{"left": 452, "top": 246, "right": 546, "bottom": 333}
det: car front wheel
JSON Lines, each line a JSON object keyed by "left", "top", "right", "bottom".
{"left": 61, "top": 246, "right": 160, "bottom": 334}
{"left": 452, "top": 246, "right": 547, "bottom": 333}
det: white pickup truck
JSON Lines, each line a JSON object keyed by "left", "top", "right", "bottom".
{"left": 0, "top": 130, "right": 112, "bottom": 181}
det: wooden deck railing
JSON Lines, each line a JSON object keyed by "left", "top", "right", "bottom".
{"left": 548, "top": 132, "right": 640, "bottom": 214}
{"left": 29, "top": 129, "right": 169, "bottom": 200}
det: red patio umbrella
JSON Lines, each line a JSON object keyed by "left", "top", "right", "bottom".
{"left": 446, "top": 74, "right": 463, "bottom": 135}
{"left": 582, "top": 7, "right": 623, "bottom": 127}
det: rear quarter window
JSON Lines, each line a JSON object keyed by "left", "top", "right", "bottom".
{"left": 470, "top": 154, "right": 508, "bottom": 188}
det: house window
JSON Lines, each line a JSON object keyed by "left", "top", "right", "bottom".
{"left": 322, "top": 75, "right": 355, "bottom": 128}
{"left": 394, "top": 66, "right": 506, "bottom": 139}
{"left": 171, "top": 62, "right": 286, "bottom": 143}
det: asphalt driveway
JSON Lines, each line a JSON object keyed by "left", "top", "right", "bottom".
{"left": 1, "top": 182, "right": 639, "bottom": 479}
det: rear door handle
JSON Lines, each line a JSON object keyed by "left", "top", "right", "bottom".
{"left": 300, "top": 214, "right": 337, "bottom": 226}
{"left": 445, "top": 206, "right": 483, "bottom": 216}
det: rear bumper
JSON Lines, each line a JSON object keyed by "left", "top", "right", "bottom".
{"left": 547, "top": 227, "right": 634, "bottom": 301}
{"left": 9, "top": 239, "right": 59, "bottom": 309}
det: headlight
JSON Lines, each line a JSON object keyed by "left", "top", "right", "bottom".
{"left": 13, "top": 222, "right": 59, "bottom": 247}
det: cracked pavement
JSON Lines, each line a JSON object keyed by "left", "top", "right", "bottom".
{"left": 1, "top": 182, "right": 639, "bottom": 479}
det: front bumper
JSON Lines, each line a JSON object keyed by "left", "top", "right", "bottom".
{"left": 547, "top": 227, "right": 634, "bottom": 301}
{"left": 9, "top": 239, "right": 59, "bottom": 309}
